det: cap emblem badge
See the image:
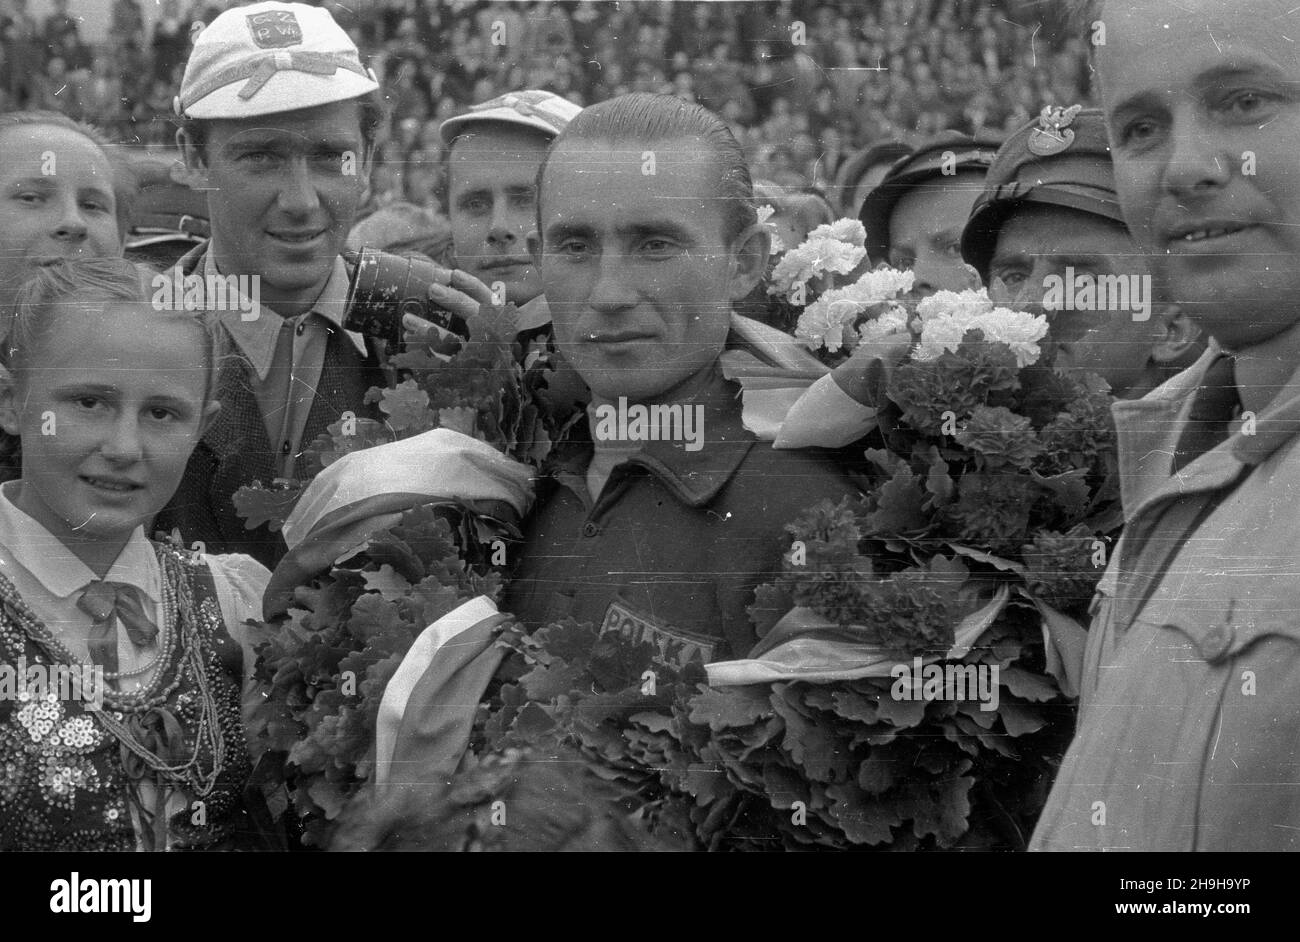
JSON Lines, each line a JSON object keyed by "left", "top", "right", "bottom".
{"left": 1028, "top": 104, "right": 1083, "bottom": 157}
{"left": 247, "top": 10, "right": 303, "bottom": 49}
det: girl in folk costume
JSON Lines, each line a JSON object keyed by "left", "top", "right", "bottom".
{"left": 0, "top": 259, "right": 269, "bottom": 850}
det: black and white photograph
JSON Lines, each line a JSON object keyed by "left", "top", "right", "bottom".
{"left": 0, "top": 0, "right": 1286, "bottom": 917}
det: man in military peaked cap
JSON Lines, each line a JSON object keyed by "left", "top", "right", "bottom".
{"left": 858, "top": 131, "right": 1001, "bottom": 296}
{"left": 962, "top": 105, "right": 1201, "bottom": 399}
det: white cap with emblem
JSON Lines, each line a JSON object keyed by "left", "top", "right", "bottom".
{"left": 175, "top": 1, "right": 378, "bottom": 120}
{"left": 439, "top": 89, "right": 583, "bottom": 145}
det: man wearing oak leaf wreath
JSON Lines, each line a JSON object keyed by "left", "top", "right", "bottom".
{"left": 278, "top": 94, "right": 857, "bottom": 663}
{"left": 499, "top": 92, "right": 858, "bottom": 663}
{"left": 266, "top": 96, "right": 861, "bottom": 847}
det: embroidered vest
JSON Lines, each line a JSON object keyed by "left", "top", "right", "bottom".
{"left": 151, "top": 246, "right": 386, "bottom": 568}
{"left": 0, "top": 543, "right": 253, "bottom": 851}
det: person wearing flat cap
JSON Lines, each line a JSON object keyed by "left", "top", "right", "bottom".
{"left": 961, "top": 105, "right": 1201, "bottom": 400}
{"left": 439, "top": 89, "right": 582, "bottom": 335}
{"left": 153, "top": 1, "right": 486, "bottom": 568}
{"left": 858, "top": 131, "right": 1001, "bottom": 296}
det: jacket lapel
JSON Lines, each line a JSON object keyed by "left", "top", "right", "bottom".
{"left": 1115, "top": 346, "right": 1242, "bottom": 525}
{"left": 1109, "top": 343, "right": 1300, "bottom": 632}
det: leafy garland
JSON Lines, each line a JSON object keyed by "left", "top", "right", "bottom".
{"left": 243, "top": 221, "right": 1119, "bottom": 850}
{"left": 239, "top": 319, "right": 565, "bottom": 847}
{"left": 435, "top": 255, "right": 1120, "bottom": 851}
{"left": 452, "top": 595, "right": 1075, "bottom": 851}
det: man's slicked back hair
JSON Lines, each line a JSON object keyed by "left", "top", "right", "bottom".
{"left": 536, "top": 93, "right": 757, "bottom": 247}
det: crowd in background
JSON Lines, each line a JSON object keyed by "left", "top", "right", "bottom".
{"left": 0, "top": 0, "right": 1094, "bottom": 218}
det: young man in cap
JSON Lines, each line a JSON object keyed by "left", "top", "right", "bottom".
{"left": 427, "top": 90, "right": 588, "bottom": 420}
{"left": 431, "top": 88, "right": 815, "bottom": 420}
{"left": 502, "top": 93, "right": 855, "bottom": 661}
{"left": 858, "top": 132, "right": 1001, "bottom": 296}
{"left": 154, "top": 1, "right": 482, "bottom": 567}
{"left": 961, "top": 106, "right": 1202, "bottom": 400}
{"left": 1031, "top": 0, "right": 1300, "bottom": 851}
{"left": 439, "top": 89, "right": 582, "bottom": 323}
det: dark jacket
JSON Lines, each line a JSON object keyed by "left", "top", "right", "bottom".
{"left": 152, "top": 244, "right": 386, "bottom": 568}
{"left": 503, "top": 364, "right": 859, "bottom": 661}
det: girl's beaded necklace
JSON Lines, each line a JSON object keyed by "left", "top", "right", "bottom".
{"left": 3, "top": 566, "right": 179, "bottom": 706}
{"left": 0, "top": 546, "right": 226, "bottom": 799}
{"left": 29, "top": 570, "right": 178, "bottom": 684}
{"left": 105, "top": 571, "right": 177, "bottom": 682}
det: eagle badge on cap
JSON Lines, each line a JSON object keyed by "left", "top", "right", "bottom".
{"left": 1027, "top": 104, "right": 1083, "bottom": 157}
{"left": 247, "top": 10, "right": 303, "bottom": 49}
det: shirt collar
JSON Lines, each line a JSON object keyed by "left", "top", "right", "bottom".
{"left": 557, "top": 363, "right": 755, "bottom": 508}
{"left": 0, "top": 482, "right": 160, "bottom": 602}
{"left": 516, "top": 294, "right": 552, "bottom": 333}
{"left": 202, "top": 247, "right": 367, "bottom": 381}
{"left": 1113, "top": 339, "right": 1300, "bottom": 521}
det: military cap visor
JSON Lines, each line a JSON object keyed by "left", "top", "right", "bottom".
{"left": 960, "top": 105, "right": 1126, "bottom": 280}
{"left": 858, "top": 133, "right": 1001, "bottom": 263}
{"left": 961, "top": 179, "right": 1125, "bottom": 281}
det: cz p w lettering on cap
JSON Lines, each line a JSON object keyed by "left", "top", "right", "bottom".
{"left": 175, "top": 1, "right": 379, "bottom": 120}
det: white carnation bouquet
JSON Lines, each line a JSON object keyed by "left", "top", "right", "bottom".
{"left": 763, "top": 216, "right": 1047, "bottom": 365}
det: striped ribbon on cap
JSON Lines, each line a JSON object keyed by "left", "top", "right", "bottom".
{"left": 178, "top": 49, "right": 372, "bottom": 111}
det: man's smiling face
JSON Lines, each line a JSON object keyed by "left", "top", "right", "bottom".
{"left": 535, "top": 136, "right": 759, "bottom": 404}
{"left": 182, "top": 99, "right": 369, "bottom": 316}
{"left": 1100, "top": 0, "right": 1300, "bottom": 350}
